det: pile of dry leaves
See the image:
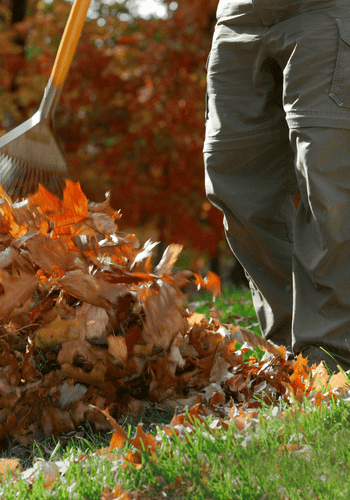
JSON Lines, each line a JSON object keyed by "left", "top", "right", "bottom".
{"left": 0, "top": 180, "right": 349, "bottom": 456}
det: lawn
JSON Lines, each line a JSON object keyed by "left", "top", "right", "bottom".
{"left": 0, "top": 284, "right": 349, "bottom": 499}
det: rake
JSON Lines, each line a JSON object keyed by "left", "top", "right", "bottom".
{"left": 0, "top": 0, "right": 92, "bottom": 202}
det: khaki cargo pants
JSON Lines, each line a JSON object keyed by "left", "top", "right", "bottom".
{"left": 204, "top": 0, "right": 350, "bottom": 372}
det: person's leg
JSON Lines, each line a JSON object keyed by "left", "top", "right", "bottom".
{"left": 290, "top": 128, "right": 350, "bottom": 372}
{"left": 204, "top": 143, "right": 297, "bottom": 355}
{"left": 263, "top": 0, "right": 350, "bottom": 372}
{"left": 204, "top": 3, "right": 299, "bottom": 355}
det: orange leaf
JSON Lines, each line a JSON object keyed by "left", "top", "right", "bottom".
{"left": 0, "top": 190, "right": 27, "bottom": 238}
{"left": 28, "top": 181, "right": 88, "bottom": 236}
{"left": 130, "top": 423, "right": 157, "bottom": 453}
{"left": 28, "top": 183, "right": 61, "bottom": 213}
{"left": 193, "top": 273, "right": 205, "bottom": 289}
{"left": 0, "top": 459, "right": 19, "bottom": 477}
{"left": 109, "top": 430, "right": 127, "bottom": 450}
{"left": 100, "top": 484, "right": 132, "bottom": 500}
{"left": 170, "top": 413, "right": 185, "bottom": 427}
{"left": 62, "top": 180, "right": 88, "bottom": 221}
{"left": 193, "top": 271, "right": 221, "bottom": 297}
{"left": 89, "top": 405, "right": 129, "bottom": 450}
{"left": 123, "top": 450, "right": 142, "bottom": 468}
{"left": 0, "top": 185, "right": 13, "bottom": 206}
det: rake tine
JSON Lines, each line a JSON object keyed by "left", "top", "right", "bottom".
{"left": 46, "top": 171, "right": 66, "bottom": 199}
{"left": 2, "top": 162, "right": 67, "bottom": 200}
{"left": 53, "top": 172, "right": 67, "bottom": 197}
{"left": 33, "top": 161, "right": 40, "bottom": 195}
{"left": 11, "top": 159, "right": 29, "bottom": 201}
{"left": 29, "top": 162, "right": 39, "bottom": 199}
{"left": 10, "top": 161, "right": 28, "bottom": 202}
{"left": 0, "top": 154, "right": 15, "bottom": 195}
{"left": 0, "top": 156, "right": 19, "bottom": 201}
{"left": 0, "top": 153, "right": 68, "bottom": 202}
{"left": 47, "top": 170, "right": 59, "bottom": 194}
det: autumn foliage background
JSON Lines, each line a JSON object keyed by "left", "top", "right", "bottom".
{"left": 0, "top": 0, "right": 231, "bottom": 276}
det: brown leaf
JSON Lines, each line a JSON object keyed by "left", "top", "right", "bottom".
{"left": 24, "top": 234, "right": 79, "bottom": 274}
{"left": 89, "top": 404, "right": 129, "bottom": 449}
{"left": 100, "top": 484, "right": 132, "bottom": 500}
{"left": 70, "top": 400, "right": 90, "bottom": 426}
{"left": 107, "top": 334, "right": 128, "bottom": 366}
{"left": 155, "top": 243, "right": 183, "bottom": 277}
{"left": 55, "top": 271, "right": 114, "bottom": 310}
{"left": 141, "top": 281, "right": 188, "bottom": 350}
{"left": 88, "top": 192, "right": 121, "bottom": 221}
{"left": 41, "top": 406, "right": 75, "bottom": 436}
{"left": 226, "top": 325, "right": 284, "bottom": 358}
{"left": 187, "top": 312, "right": 207, "bottom": 327}
{"left": 0, "top": 265, "right": 38, "bottom": 322}
{"left": 57, "top": 306, "right": 108, "bottom": 383}
{"left": 209, "top": 353, "right": 232, "bottom": 384}
{"left": 34, "top": 316, "right": 78, "bottom": 348}
{"left": 86, "top": 212, "right": 116, "bottom": 235}
{"left": 79, "top": 302, "right": 109, "bottom": 342}
{"left": 124, "top": 324, "right": 142, "bottom": 353}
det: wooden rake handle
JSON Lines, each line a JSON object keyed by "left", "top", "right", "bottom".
{"left": 50, "top": 0, "right": 92, "bottom": 88}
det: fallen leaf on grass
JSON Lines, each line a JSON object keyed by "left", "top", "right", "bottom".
{"left": 90, "top": 404, "right": 129, "bottom": 444}
{"left": 1, "top": 180, "right": 349, "bottom": 472}
{"left": 100, "top": 484, "right": 132, "bottom": 500}
{"left": 0, "top": 458, "right": 20, "bottom": 479}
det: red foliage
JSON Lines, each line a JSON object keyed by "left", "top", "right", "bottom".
{"left": 0, "top": 0, "right": 223, "bottom": 257}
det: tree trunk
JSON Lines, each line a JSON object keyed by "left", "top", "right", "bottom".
{"left": 9, "top": 0, "right": 27, "bottom": 110}
{"left": 155, "top": 240, "right": 167, "bottom": 269}
{"left": 11, "top": 0, "right": 27, "bottom": 24}
{"left": 209, "top": 253, "right": 219, "bottom": 276}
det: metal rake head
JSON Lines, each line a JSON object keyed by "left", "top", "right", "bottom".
{"left": 0, "top": 111, "right": 70, "bottom": 202}
{"left": 0, "top": 153, "right": 68, "bottom": 202}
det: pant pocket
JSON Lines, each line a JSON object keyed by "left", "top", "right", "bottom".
{"left": 329, "top": 19, "right": 350, "bottom": 108}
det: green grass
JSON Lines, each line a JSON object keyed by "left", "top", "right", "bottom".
{"left": 185, "top": 283, "right": 261, "bottom": 334}
{"left": 1, "top": 284, "right": 350, "bottom": 499}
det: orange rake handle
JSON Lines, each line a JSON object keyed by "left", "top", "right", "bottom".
{"left": 50, "top": 0, "right": 92, "bottom": 88}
